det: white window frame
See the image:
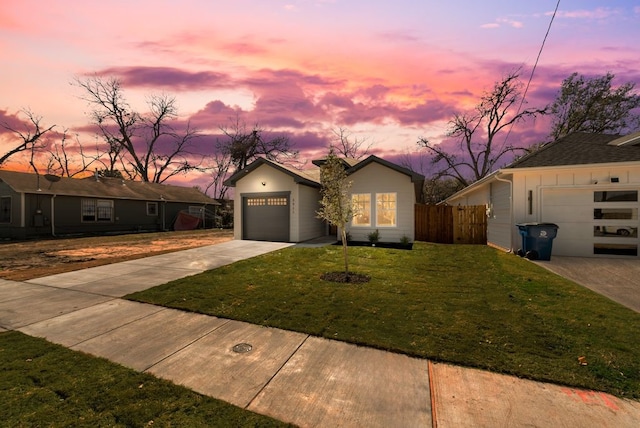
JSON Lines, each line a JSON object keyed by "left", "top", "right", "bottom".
{"left": 376, "top": 192, "right": 397, "bottom": 227}
{"left": 351, "top": 193, "right": 371, "bottom": 227}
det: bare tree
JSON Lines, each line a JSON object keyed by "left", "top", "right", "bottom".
{"left": 45, "top": 130, "right": 108, "bottom": 177}
{"left": 0, "top": 109, "right": 55, "bottom": 166}
{"left": 330, "top": 127, "right": 372, "bottom": 159}
{"left": 75, "top": 76, "right": 201, "bottom": 183}
{"left": 204, "top": 149, "right": 233, "bottom": 200}
{"left": 219, "top": 119, "right": 297, "bottom": 171}
{"left": 418, "top": 72, "right": 545, "bottom": 187}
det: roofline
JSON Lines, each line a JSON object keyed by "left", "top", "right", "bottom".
{"left": 223, "top": 157, "right": 320, "bottom": 188}
{"left": 443, "top": 170, "right": 506, "bottom": 202}
{"left": 0, "top": 171, "right": 219, "bottom": 204}
{"left": 506, "top": 160, "right": 640, "bottom": 173}
{"left": 346, "top": 155, "right": 425, "bottom": 182}
{"left": 4, "top": 188, "right": 218, "bottom": 204}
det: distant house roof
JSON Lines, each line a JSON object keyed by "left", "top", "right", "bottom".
{"left": 0, "top": 170, "right": 218, "bottom": 205}
{"left": 506, "top": 132, "right": 640, "bottom": 170}
{"left": 224, "top": 155, "right": 425, "bottom": 187}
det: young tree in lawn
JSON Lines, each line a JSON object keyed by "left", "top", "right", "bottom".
{"left": 417, "top": 71, "right": 545, "bottom": 187}
{"left": 548, "top": 72, "right": 640, "bottom": 140}
{"left": 317, "top": 149, "right": 354, "bottom": 277}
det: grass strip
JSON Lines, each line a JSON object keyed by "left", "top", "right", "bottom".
{"left": 127, "top": 242, "right": 640, "bottom": 399}
{"left": 0, "top": 331, "right": 292, "bottom": 427}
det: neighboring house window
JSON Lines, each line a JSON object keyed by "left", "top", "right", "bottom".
{"left": 189, "top": 206, "right": 204, "bottom": 217}
{"left": 376, "top": 193, "right": 397, "bottom": 227}
{"left": 147, "top": 202, "right": 158, "bottom": 216}
{"left": 352, "top": 194, "right": 371, "bottom": 226}
{"left": 0, "top": 196, "right": 10, "bottom": 223}
{"left": 81, "top": 199, "right": 113, "bottom": 222}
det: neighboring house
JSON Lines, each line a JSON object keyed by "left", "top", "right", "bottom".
{"left": 0, "top": 170, "right": 219, "bottom": 239}
{"left": 445, "top": 131, "right": 640, "bottom": 258}
{"left": 223, "top": 155, "right": 425, "bottom": 243}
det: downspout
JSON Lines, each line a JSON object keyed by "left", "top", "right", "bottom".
{"left": 494, "top": 171, "right": 514, "bottom": 252}
{"left": 51, "top": 194, "right": 57, "bottom": 237}
{"left": 161, "top": 197, "right": 166, "bottom": 231}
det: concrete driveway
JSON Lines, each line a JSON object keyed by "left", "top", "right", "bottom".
{"left": 534, "top": 256, "right": 640, "bottom": 313}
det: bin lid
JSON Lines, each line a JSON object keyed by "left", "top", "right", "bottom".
{"left": 516, "top": 222, "right": 559, "bottom": 228}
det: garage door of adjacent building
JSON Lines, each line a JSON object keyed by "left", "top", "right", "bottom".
{"left": 542, "top": 188, "right": 639, "bottom": 257}
{"left": 242, "top": 193, "right": 290, "bottom": 242}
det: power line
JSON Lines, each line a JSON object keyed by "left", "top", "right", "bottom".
{"left": 503, "top": 0, "right": 560, "bottom": 148}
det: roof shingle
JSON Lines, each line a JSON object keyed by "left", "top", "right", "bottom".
{"left": 507, "top": 132, "right": 640, "bottom": 169}
{"left": 0, "top": 170, "right": 218, "bottom": 204}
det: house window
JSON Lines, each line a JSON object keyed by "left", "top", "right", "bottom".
{"left": 189, "top": 206, "right": 204, "bottom": 217}
{"left": 0, "top": 196, "right": 10, "bottom": 223}
{"left": 376, "top": 193, "right": 397, "bottom": 227}
{"left": 147, "top": 202, "right": 158, "bottom": 216}
{"left": 82, "top": 199, "right": 113, "bottom": 222}
{"left": 352, "top": 194, "right": 371, "bottom": 226}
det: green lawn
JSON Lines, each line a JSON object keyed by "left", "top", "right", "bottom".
{"left": 127, "top": 242, "right": 640, "bottom": 399}
{"left": 0, "top": 331, "right": 292, "bottom": 427}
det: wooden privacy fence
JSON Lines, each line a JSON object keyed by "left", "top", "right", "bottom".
{"left": 415, "top": 204, "right": 487, "bottom": 244}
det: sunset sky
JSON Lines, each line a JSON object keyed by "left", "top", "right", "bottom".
{"left": 1, "top": 0, "right": 640, "bottom": 190}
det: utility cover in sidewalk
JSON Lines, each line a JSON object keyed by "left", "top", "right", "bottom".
{"left": 232, "top": 343, "right": 252, "bottom": 353}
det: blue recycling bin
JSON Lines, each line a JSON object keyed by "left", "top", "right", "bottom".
{"left": 516, "top": 223, "right": 559, "bottom": 261}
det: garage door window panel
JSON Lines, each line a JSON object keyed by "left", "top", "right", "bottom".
{"left": 594, "top": 190, "right": 638, "bottom": 202}
{"left": 593, "top": 190, "right": 639, "bottom": 256}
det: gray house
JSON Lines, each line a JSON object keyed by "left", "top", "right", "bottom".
{"left": 0, "top": 170, "right": 219, "bottom": 239}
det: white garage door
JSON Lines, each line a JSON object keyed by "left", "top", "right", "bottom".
{"left": 542, "top": 188, "right": 639, "bottom": 257}
{"left": 242, "top": 193, "right": 290, "bottom": 242}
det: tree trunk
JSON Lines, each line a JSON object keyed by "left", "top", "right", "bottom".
{"left": 341, "top": 228, "right": 349, "bottom": 276}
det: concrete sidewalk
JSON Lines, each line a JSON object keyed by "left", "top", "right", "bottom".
{"left": 1, "top": 240, "right": 639, "bottom": 427}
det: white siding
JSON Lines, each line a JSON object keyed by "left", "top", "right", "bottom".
{"left": 347, "top": 163, "right": 416, "bottom": 242}
{"left": 297, "top": 184, "right": 324, "bottom": 241}
{"left": 540, "top": 188, "right": 594, "bottom": 256}
{"left": 447, "top": 163, "right": 640, "bottom": 258}
{"left": 514, "top": 163, "right": 640, "bottom": 258}
{"left": 233, "top": 164, "right": 324, "bottom": 242}
{"left": 233, "top": 165, "right": 298, "bottom": 241}
{"left": 488, "top": 180, "right": 512, "bottom": 250}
